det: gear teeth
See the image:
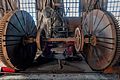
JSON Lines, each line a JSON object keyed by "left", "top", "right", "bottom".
{"left": 101, "top": 10, "right": 120, "bottom": 67}
{"left": 106, "top": 10, "right": 120, "bottom": 65}
{"left": 82, "top": 9, "right": 120, "bottom": 71}
{"left": 0, "top": 11, "right": 37, "bottom": 70}
{"left": 0, "top": 12, "right": 13, "bottom": 68}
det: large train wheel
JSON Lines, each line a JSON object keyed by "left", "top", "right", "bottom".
{"left": 82, "top": 9, "right": 120, "bottom": 71}
{"left": 0, "top": 10, "right": 37, "bottom": 70}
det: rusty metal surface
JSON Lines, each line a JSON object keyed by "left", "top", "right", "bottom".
{"left": 82, "top": 9, "right": 120, "bottom": 71}
{"left": 46, "top": 38, "right": 75, "bottom": 42}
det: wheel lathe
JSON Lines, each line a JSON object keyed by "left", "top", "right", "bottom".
{"left": 0, "top": 9, "right": 119, "bottom": 71}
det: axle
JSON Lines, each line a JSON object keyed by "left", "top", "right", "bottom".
{"left": 46, "top": 38, "right": 75, "bottom": 42}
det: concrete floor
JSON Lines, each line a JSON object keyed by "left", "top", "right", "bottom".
{"left": 0, "top": 73, "right": 119, "bottom": 79}
{"left": 0, "top": 57, "right": 93, "bottom": 73}
{"left": 25, "top": 60, "right": 93, "bottom": 73}
{"left": 0, "top": 58, "right": 93, "bottom": 73}
{"left": 0, "top": 59, "right": 119, "bottom": 79}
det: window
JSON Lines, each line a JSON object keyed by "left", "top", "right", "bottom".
{"left": 63, "top": 0, "right": 80, "bottom": 17}
{"left": 19, "top": 0, "right": 36, "bottom": 24}
{"left": 107, "top": 0, "right": 120, "bottom": 26}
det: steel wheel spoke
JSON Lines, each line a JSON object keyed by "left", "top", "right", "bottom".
{"left": 21, "top": 11, "right": 25, "bottom": 26}
{"left": 98, "top": 23, "right": 111, "bottom": 33}
{"left": 3, "top": 39, "right": 20, "bottom": 41}
{"left": 88, "top": 11, "right": 94, "bottom": 34}
{"left": 83, "top": 18, "right": 89, "bottom": 34}
{"left": 14, "top": 13, "right": 26, "bottom": 34}
{"left": 4, "top": 35, "right": 23, "bottom": 37}
{"left": 94, "top": 10, "right": 99, "bottom": 25}
{"left": 96, "top": 44, "right": 114, "bottom": 50}
{"left": 94, "top": 14, "right": 105, "bottom": 33}
{"left": 97, "top": 40, "right": 115, "bottom": 45}
{"left": 4, "top": 43, "right": 20, "bottom": 46}
{"left": 7, "top": 21, "right": 21, "bottom": 33}
{"left": 84, "top": 22, "right": 88, "bottom": 34}
{"left": 96, "top": 36, "right": 114, "bottom": 40}
{"left": 30, "top": 21, "right": 34, "bottom": 33}
{"left": 91, "top": 45, "right": 100, "bottom": 60}
{"left": 31, "top": 25, "right": 36, "bottom": 35}
{"left": 30, "top": 21, "right": 35, "bottom": 34}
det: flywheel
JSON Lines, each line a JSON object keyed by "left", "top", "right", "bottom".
{"left": 82, "top": 9, "right": 120, "bottom": 71}
{"left": 0, "top": 10, "right": 37, "bottom": 70}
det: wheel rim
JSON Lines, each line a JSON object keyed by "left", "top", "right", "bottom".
{"left": 82, "top": 9, "right": 119, "bottom": 70}
{"left": 0, "top": 10, "right": 37, "bottom": 70}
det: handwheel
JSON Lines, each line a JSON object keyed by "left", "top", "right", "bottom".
{"left": 82, "top": 9, "right": 120, "bottom": 70}
{"left": 0, "top": 10, "right": 37, "bottom": 70}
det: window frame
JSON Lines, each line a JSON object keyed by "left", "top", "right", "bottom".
{"left": 19, "top": 0, "right": 36, "bottom": 24}
{"left": 62, "top": 0, "right": 81, "bottom": 17}
{"left": 107, "top": 0, "right": 120, "bottom": 26}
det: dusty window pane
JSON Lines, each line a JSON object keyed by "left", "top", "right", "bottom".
{"left": 107, "top": 0, "right": 120, "bottom": 25}
{"left": 19, "top": 0, "right": 36, "bottom": 24}
{"left": 63, "top": 0, "right": 80, "bottom": 17}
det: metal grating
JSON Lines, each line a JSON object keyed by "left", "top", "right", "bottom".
{"left": 63, "top": 0, "right": 80, "bottom": 17}
{"left": 107, "top": 0, "right": 120, "bottom": 26}
{"left": 19, "top": 0, "right": 36, "bottom": 24}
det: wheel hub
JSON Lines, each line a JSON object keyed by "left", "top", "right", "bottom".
{"left": 84, "top": 35, "right": 97, "bottom": 46}
{"left": 22, "top": 36, "right": 36, "bottom": 45}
